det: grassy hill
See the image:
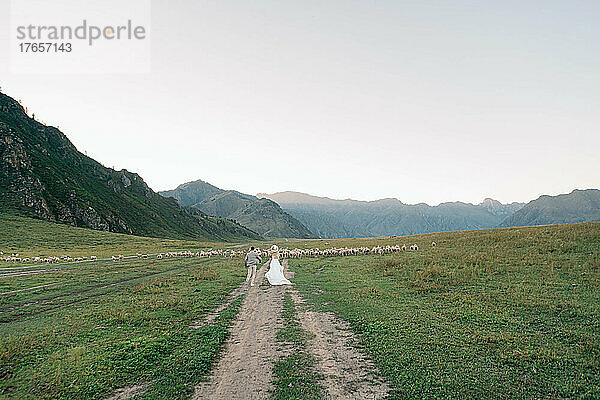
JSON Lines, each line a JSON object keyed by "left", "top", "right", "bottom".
{"left": 0, "top": 213, "right": 234, "bottom": 259}
{"left": 0, "top": 92, "right": 259, "bottom": 242}
{"left": 160, "top": 180, "right": 315, "bottom": 238}
{"left": 500, "top": 189, "right": 600, "bottom": 227}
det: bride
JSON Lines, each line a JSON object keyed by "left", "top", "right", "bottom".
{"left": 265, "top": 245, "right": 292, "bottom": 286}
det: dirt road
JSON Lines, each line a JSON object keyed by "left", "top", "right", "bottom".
{"left": 192, "top": 259, "right": 389, "bottom": 400}
{"left": 192, "top": 261, "right": 287, "bottom": 399}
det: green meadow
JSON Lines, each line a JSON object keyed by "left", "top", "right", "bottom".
{"left": 0, "top": 215, "right": 246, "bottom": 399}
{"left": 288, "top": 223, "right": 600, "bottom": 399}
{"left": 0, "top": 213, "right": 598, "bottom": 399}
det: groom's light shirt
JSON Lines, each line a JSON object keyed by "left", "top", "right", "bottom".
{"left": 245, "top": 251, "right": 262, "bottom": 266}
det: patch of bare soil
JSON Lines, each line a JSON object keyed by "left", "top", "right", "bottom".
{"left": 104, "top": 383, "right": 147, "bottom": 400}
{"left": 192, "top": 261, "right": 288, "bottom": 400}
{"left": 289, "top": 288, "right": 390, "bottom": 400}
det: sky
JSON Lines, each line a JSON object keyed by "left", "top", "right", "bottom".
{"left": 1, "top": 0, "right": 598, "bottom": 206}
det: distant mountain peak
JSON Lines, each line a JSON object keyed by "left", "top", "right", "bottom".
{"left": 478, "top": 197, "right": 525, "bottom": 217}
{"left": 162, "top": 182, "right": 315, "bottom": 238}
{"left": 258, "top": 191, "right": 405, "bottom": 206}
{"left": 500, "top": 189, "right": 600, "bottom": 227}
{"left": 481, "top": 198, "right": 502, "bottom": 206}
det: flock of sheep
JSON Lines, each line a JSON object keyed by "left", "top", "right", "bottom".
{"left": 1, "top": 242, "right": 436, "bottom": 265}
{"left": 0, "top": 252, "right": 98, "bottom": 264}
{"left": 273, "top": 242, "right": 432, "bottom": 258}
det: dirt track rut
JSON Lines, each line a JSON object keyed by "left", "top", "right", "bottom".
{"left": 290, "top": 289, "right": 390, "bottom": 399}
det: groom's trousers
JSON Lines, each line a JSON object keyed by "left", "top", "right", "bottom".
{"left": 246, "top": 264, "right": 257, "bottom": 285}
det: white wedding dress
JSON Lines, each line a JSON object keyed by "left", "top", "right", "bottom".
{"left": 265, "top": 254, "right": 292, "bottom": 286}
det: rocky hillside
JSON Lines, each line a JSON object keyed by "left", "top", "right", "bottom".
{"left": 160, "top": 180, "right": 315, "bottom": 238}
{"left": 500, "top": 189, "right": 600, "bottom": 227}
{"left": 0, "top": 92, "right": 260, "bottom": 241}
{"left": 259, "top": 191, "right": 525, "bottom": 238}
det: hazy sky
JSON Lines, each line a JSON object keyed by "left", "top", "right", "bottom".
{"left": 1, "top": 0, "right": 598, "bottom": 205}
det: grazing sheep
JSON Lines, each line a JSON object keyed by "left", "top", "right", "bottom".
{"left": 1, "top": 237, "right": 440, "bottom": 267}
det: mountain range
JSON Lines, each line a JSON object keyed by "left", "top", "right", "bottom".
{"left": 500, "top": 189, "right": 600, "bottom": 227}
{"left": 159, "top": 180, "right": 315, "bottom": 238}
{"left": 258, "top": 191, "right": 526, "bottom": 238}
{"left": 0, "top": 92, "right": 260, "bottom": 242}
{"left": 258, "top": 190, "right": 600, "bottom": 238}
{"left": 2, "top": 90, "right": 597, "bottom": 241}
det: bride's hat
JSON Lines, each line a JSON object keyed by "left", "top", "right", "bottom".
{"left": 270, "top": 245, "right": 279, "bottom": 252}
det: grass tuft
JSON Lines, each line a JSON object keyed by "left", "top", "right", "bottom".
{"left": 271, "top": 291, "right": 325, "bottom": 400}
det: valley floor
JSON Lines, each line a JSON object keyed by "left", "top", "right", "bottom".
{"left": 0, "top": 220, "right": 598, "bottom": 399}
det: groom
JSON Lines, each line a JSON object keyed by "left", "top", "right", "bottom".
{"left": 244, "top": 246, "right": 262, "bottom": 286}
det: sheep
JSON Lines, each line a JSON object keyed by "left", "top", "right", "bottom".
{"left": 1, "top": 238, "right": 438, "bottom": 267}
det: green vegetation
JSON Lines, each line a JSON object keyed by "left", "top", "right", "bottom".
{"left": 0, "top": 213, "right": 230, "bottom": 260}
{"left": 0, "top": 215, "right": 250, "bottom": 399}
{"left": 272, "top": 291, "right": 325, "bottom": 400}
{"left": 289, "top": 223, "right": 600, "bottom": 399}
